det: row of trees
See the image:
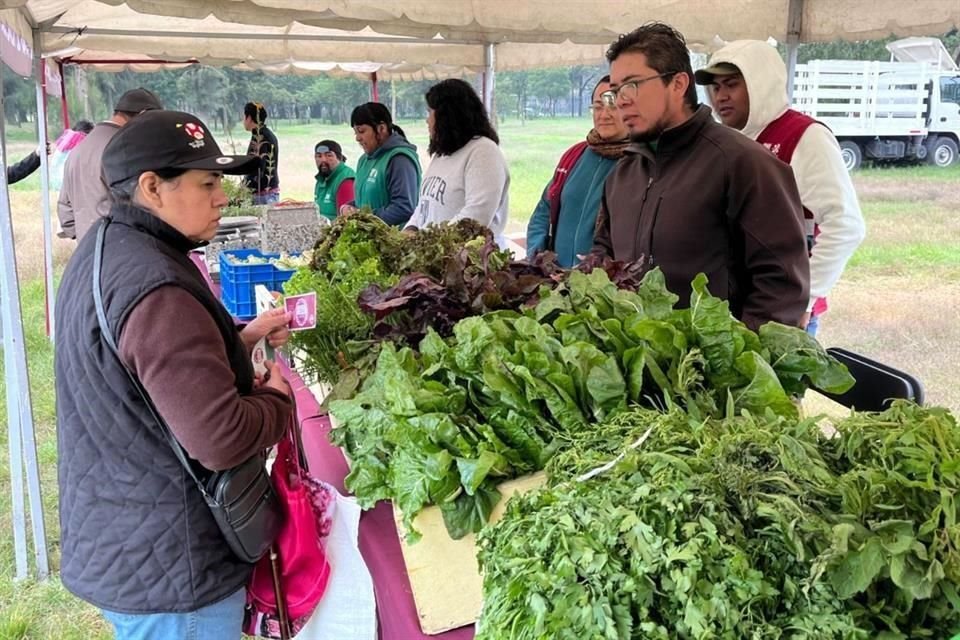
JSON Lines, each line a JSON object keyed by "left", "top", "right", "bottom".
{"left": 2, "top": 33, "right": 957, "bottom": 132}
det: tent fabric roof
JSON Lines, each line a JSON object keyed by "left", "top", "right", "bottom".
{"left": 2, "top": 1, "right": 958, "bottom": 77}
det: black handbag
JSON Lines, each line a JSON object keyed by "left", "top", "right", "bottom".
{"left": 92, "top": 219, "right": 283, "bottom": 564}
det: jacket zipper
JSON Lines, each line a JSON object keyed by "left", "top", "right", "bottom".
{"left": 649, "top": 196, "right": 664, "bottom": 266}
{"left": 635, "top": 175, "right": 654, "bottom": 263}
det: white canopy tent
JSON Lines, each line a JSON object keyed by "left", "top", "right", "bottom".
{"left": 1, "top": 0, "right": 958, "bottom": 582}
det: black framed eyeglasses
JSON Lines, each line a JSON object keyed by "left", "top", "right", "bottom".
{"left": 600, "top": 72, "right": 678, "bottom": 105}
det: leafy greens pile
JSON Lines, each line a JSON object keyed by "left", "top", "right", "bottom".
{"left": 283, "top": 212, "right": 492, "bottom": 382}
{"left": 358, "top": 236, "right": 566, "bottom": 346}
{"left": 476, "top": 402, "right": 960, "bottom": 640}
{"left": 329, "top": 268, "right": 854, "bottom": 540}
{"left": 356, "top": 237, "right": 657, "bottom": 349}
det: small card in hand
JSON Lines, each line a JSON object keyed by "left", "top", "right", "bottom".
{"left": 284, "top": 292, "right": 317, "bottom": 331}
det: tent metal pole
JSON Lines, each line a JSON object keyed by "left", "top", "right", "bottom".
{"left": 58, "top": 60, "right": 69, "bottom": 129}
{"left": 786, "top": 0, "right": 804, "bottom": 102}
{"left": 371, "top": 72, "right": 379, "bottom": 102}
{"left": 27, "top": 29, "right": 53, "bottom": 579}
{"left": 44, "top": 25, "right": 485, "bottom": 45}
{"left": 483, "top": 43, "right": 496, "bottom": 122}
{"left": 1, "top": 55, "right": 44, "bottom": 582}
{"left": 35, "top": 34, "right": 56, "bottom": 346}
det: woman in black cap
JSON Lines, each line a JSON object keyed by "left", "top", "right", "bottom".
{"left": 54, "top": 110, "right": 293, "bottom": 639}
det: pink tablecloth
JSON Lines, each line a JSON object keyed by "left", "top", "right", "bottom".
{"left": 292, "top": 386, "right": 475, "bottom": 640}
{"left": 190, "top": 251, "right": 475, "bottom": 640}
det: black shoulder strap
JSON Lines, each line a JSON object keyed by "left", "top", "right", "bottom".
{"left": 92, "top": 220, "right": 211, "bottom": 498}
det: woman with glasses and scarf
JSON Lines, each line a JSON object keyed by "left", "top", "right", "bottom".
{"left": 525, "top": 75, "right": 629, "bottom": 267}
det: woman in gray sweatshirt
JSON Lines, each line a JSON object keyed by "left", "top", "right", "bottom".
{"left": 405, "top": 79, "right": 510, "bottom": 245}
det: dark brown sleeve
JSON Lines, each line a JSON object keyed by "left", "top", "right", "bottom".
{"left": 728, "top": 153, "right": 810, "bottom": 330}
{"left": 589, "top": 188, "right": 614, "bottom": 258}
{"left": 118, "top": 286, "right": 292, "bottom": 471}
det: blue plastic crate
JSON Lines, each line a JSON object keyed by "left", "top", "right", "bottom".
{"left": 273, "top": 265, "right": 297, "bottom": 294}
{"left": 221, "top": 288, "right": 259, "bottom": 320}
{"left": 219, "top": 249, "right": 278, "bottom": 319}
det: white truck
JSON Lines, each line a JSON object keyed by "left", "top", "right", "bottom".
{"left": 792, "top": 37, "right": 960, "bottom": 170}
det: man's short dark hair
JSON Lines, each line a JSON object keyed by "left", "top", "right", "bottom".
{"left": 606, "top": 22, "right": 698, "bottom": 110}
{"left": 243, "top": 102, "right": 268, "bottom": 125}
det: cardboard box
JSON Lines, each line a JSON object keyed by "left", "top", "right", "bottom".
{"left": 393, "top": 472, "right": 547, "bottom": 635}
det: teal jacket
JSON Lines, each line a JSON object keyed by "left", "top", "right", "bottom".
{"left": 526, "top": 148, "right": 618, "bottom": 268}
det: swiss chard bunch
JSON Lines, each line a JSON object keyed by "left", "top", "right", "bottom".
{"left": 535, "top": 268, "right": 854, "bottom": 419}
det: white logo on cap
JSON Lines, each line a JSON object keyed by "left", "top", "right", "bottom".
{"left": 215, "top": 157, "right": 233, "bottom": 165}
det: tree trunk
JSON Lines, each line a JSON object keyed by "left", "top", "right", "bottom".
{"left": 391, "top": 79, "right": 397, "bottom": 118}
{"left": 78, "top": 66, "right": 91, "bottom": 119}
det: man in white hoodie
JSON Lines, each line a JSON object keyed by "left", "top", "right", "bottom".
{"left": 695, "top": 40, "right": 866, "bottom": 336}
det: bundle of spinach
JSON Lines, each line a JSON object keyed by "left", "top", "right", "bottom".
{"left": 477, "top": 402, "right": 960, "bottom": 639}
{"left": 331, "top": 268, "right": 854, "bottom": 540}
{"left": 329, "top": 312, "right": 629, "bottom": 541}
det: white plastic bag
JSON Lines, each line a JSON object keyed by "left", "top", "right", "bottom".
{"left": 294, "top": 488, "right": 377, "bottom": 640}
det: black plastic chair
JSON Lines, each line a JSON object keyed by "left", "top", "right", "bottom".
{"left": 818, "top": 347, "right": 924, "bottom": 411}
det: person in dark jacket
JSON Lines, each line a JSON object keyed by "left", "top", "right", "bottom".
{"left": 340, "top": 102, "right": 421, "bottom": 226}
{"left": 526, "top": 75, "right": 629, "bottom": 266}
{"left": 592, "top": 22, "right": 809, "bottom": 330}
{"left": 55, "top": 110, "right": 293, "bottom": 639}
{"left": 5, "top": 148, "right": 44, "bottom": 185}
{"left": 5, "top": 120, "right": 95, "bottom": 185}
{"left": 241, "top": 101, "right": 280, "bottom": 204}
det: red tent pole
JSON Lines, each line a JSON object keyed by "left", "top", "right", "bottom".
{"left": 371, "top": 72, "right": 379, "bottom": 102}
{"left": 58, "top": 61, "right": 69, "bottom": 130}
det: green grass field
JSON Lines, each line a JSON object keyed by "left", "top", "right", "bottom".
{"left": 1, "top": 116, "right": 960, "bottom": 637}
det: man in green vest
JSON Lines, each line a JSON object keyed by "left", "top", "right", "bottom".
{"left": 313, "top": 140, "right": 355, "bottom": 221}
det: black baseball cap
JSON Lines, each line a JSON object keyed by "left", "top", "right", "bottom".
{"left": 314, "top": 139, "right": 345, "bottom": 160}
{"left": 114, "top": 87, "right": 163, "bottom": 113}
{"left": 694, "top": 62, "right": 741, "bottom": 85}
{"left": 102, "top": 110, "right": 258, "bottom": 187}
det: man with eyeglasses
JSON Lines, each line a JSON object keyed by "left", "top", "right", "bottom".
{"left": 591, "top": 22, "right": 810, "bottom": 331}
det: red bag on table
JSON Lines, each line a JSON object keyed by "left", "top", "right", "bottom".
{"left": 244, "top": 416, "right": 332, "bottom": 639}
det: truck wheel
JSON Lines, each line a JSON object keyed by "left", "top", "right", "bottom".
{"left": 838, "top": 141, "right": 862, "bottom": 171}
{"left": 925, "top": 137, "right": 958, "bottom": 167}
